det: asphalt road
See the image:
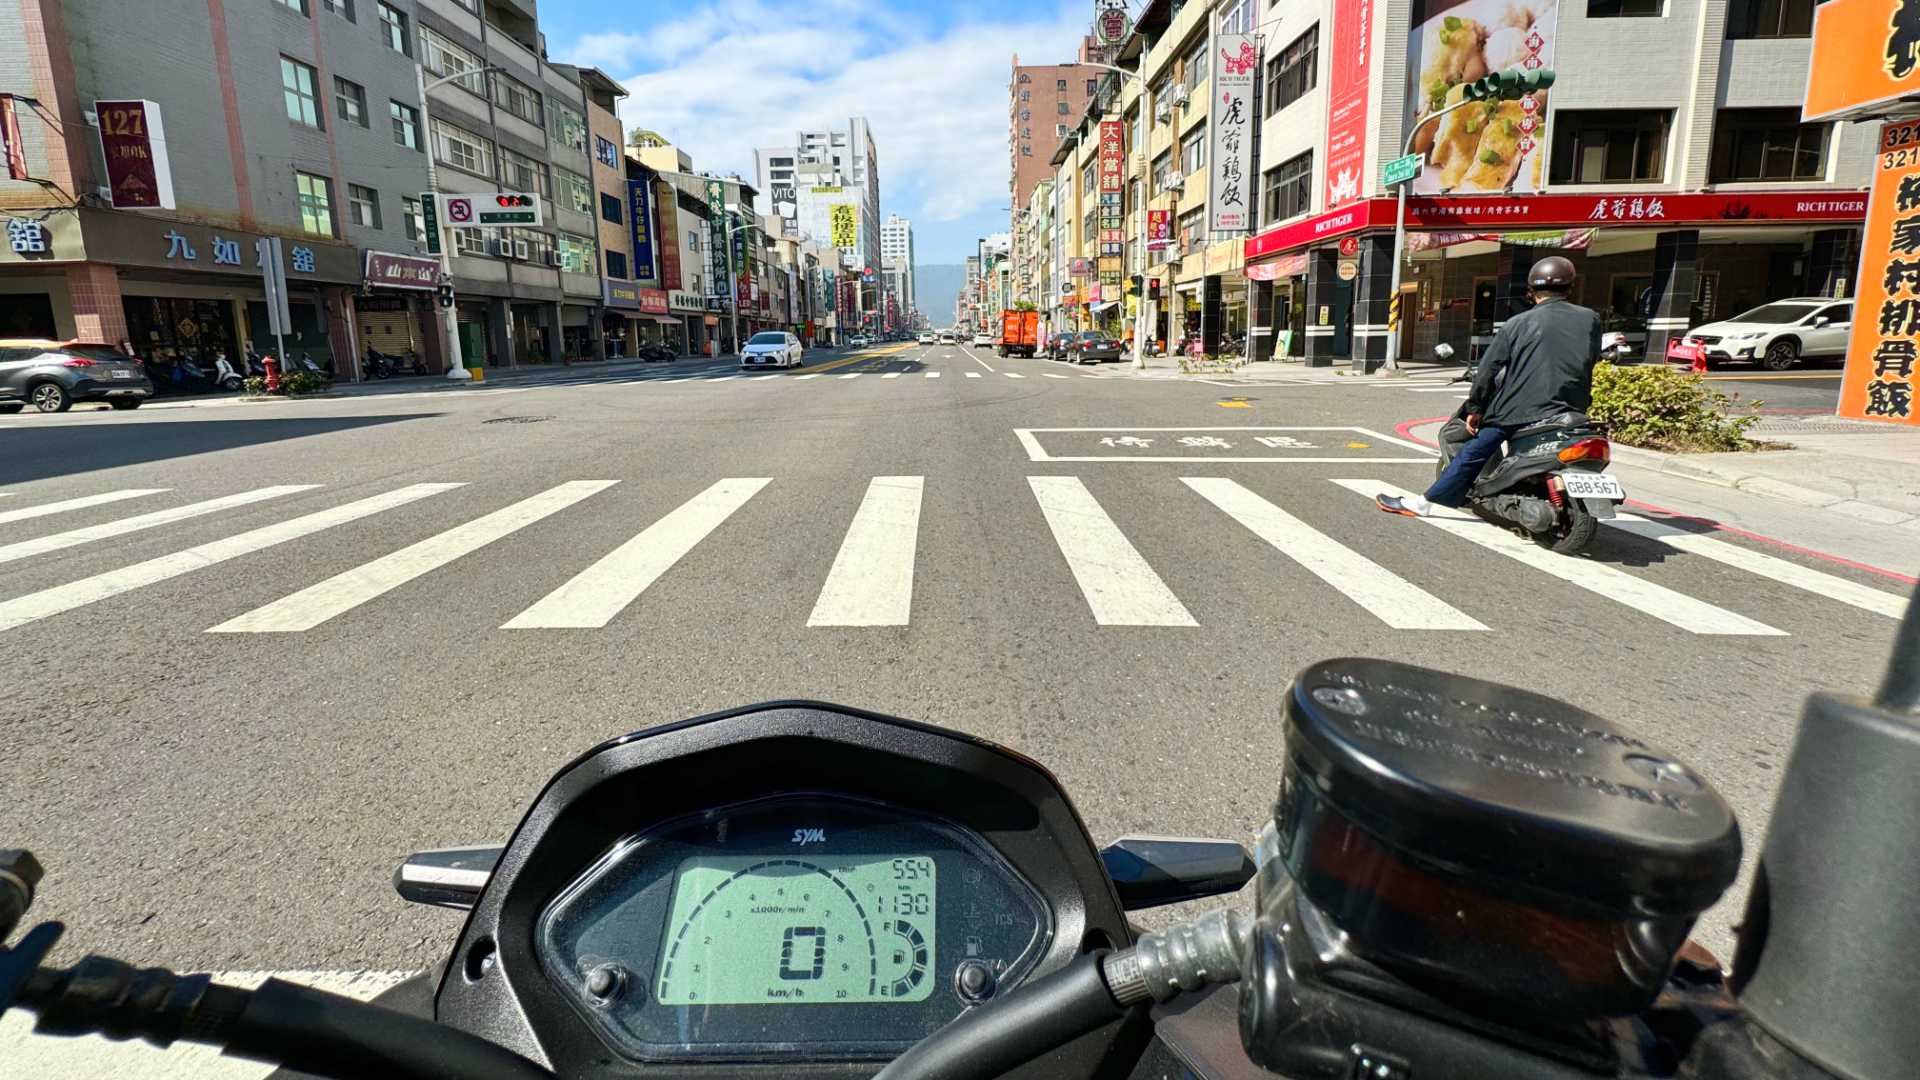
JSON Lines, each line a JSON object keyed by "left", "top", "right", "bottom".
{"left": 0, "top": 342, "right": 1911, "bottom": 1005}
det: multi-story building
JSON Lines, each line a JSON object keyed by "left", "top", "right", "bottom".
{"left": 880, "top": 214, "right": 915, "bottom": 320}
{"left": 627, "top": 135, "right": 711, "bottom": 354}
{"left": 414, "top": 0, "right": 604, "bottom": 368}
{"left": 754, "top": 118, "right": 882, "bottom": 329}
{"left": 572, "top": 66, "right": 634, "bottom": 358}
{"left": 1211, "top": 0, "right": 1872, "bottom": 368}
{"left": 1009, "top": 45, "right": 1101, "bottom": 213}
{"left": 1, "top": 0, "right": 440, "bottom": 381}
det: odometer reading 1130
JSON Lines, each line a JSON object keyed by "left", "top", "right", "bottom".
{"left": 655, "top": 854, "right": 936, "bottom": 1005}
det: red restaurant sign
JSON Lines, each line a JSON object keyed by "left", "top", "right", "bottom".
{"left": 1323, "top": 0, "right": 1375, "bottom": 208}
{"left": 638, "top": 288, "right": 669, "bottom": 315}
{"left": 1246, "top": 191, "right": 1868, "bottom": 261}
{"left": 95, "top": 99, "right": 174, "bottom": 210}
{"left": 363, "top": 250, "right": 438, "bottom": 290}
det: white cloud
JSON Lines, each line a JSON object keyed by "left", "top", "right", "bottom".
{"left": 557, "top": 1, "right": 1086, "bottom": 228}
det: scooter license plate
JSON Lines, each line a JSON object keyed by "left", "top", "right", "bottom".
{"left": 1562, "top": 473, "right": 1625, "bottom": 500}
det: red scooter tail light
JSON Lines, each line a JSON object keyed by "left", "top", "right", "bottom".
{"left": 1558, "top": 437, "right": 1611, "bottom": 465}
{"left": 1273, "top": 659, "right": 1740, "bottom": 1020}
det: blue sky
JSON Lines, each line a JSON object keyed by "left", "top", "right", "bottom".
{"left": 544, "top": 0, "right": 1091, "bottom": 268}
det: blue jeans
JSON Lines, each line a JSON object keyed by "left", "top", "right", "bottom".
{"left": 1426, "top": 423, "right": 1515, "bottom": 508}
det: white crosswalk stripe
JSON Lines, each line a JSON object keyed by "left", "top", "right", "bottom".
{"left": 1335, "top": 480, "right": 1786, "bottom": 636}
{"left": 1608, "top": 512, "right": 1909, "bottom": 619}
{"left": 211, "top": 481, "right": 619, "bottom": 632}
{"left": 1043, "top": 373, "right": 1069, "bottom": 380}
{"left": 1028, "top": 476, "right": 1196, "bottom": 627}
{"left": 840, "top": 372, "right": 863, "bottom": 379}
{"left": 966, "top": 372, "right": 982, "bottom": 378}
{"left": 0, "top": 489, "right": 168, "bottom": 526}
{"left": 503, "top": 478, "right": 769, "bottom": 629}
{"left": 1183, "top": 478, "right": 1486, "bottom": 630}
{"left": 0, "top": 486, "right": 318, "bottom": 567}
{"left": 795, "top": 373, "right": 824, "bottom": 380}
{"left": 0, "top": 484, "right": 462, "bottom": 634}
{"left": 0, "top": 476, "right": 1891, "bottom": 638}
{"left": 809, "top": 476, "right": 923, "bottom": 627}
{"left": 1005, "top": 372, "right": 1026, "bottom": 379}
{"left": 882, "top": 372, "right": 902, "bottom": 379}
{"left": 926, "top": 371, "right": 941, "bottom": 378}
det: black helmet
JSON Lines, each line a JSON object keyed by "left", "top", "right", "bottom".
{"left": 1529, "top": 256, "right": 1576, "bottom": 290}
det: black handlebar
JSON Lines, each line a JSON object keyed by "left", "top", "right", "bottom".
{"left": 19, "top": 954, "right": 553, "bottom": 1080}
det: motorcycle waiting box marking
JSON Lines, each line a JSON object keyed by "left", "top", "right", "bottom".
{"left": 1015, "top": 427, "right": 1437, "bottom": 463}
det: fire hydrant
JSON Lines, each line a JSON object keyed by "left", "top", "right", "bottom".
{"left": 263, "top": 355, "right": 281, "bottom": 394}
{"left": 1690, "top": 347, "right": 1708, "bottom": 376}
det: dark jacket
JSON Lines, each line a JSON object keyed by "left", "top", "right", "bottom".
{"left": 1467, "top": 297, "right": 1603, "bottom": 428}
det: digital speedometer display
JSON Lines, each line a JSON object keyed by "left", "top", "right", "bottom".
{"left": 536, "top": 795, "right": 1051, "bottom": 1060}
{"left": 655, "top": 854, "right": 936, "bottom": 1005}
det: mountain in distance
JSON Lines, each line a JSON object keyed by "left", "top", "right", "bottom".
{"left": 915, "top": 263, "right": 966, "bottom": 325}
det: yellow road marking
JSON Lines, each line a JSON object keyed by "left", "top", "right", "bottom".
{"left": 1217, "top": 401, "right": 1252, "bottom": 408}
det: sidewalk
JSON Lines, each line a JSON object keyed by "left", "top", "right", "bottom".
{"left": 1611, "top": 415, "right": 1920, "bottom": 527}
{"left": 1100, "top": 351, "right": 1460, "bottom": 382}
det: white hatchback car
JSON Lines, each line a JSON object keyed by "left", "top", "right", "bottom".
{"left": 971, "top": 331, "right": 994, "bottom": 347}
{"left": 917, "top": 331, "right": 936, "bottom": 345}
{"left": 740, "top": 331, "right": 804, "bottom": 370}
{"left": 1677, "top": 298, "right": 1852, "bottom": 371}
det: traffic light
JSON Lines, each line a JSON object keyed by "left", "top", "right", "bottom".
{"left": 1463, "top": 67, "right": 1554, "bottom": 101}
{"left": 494, "top": 194, "right": 534, "bottom": 208}
{"left": 1128, "top": 274, "right": 1144, "bottom": 297}
{"left": 436, "top": 281, "right": 455, "bottom": 309}
{"left": 1149, "top": 278, "right": 1162, "bottom": 300}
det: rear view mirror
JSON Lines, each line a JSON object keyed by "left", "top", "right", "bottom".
{"left": 1813, "top": 316, "right": 1831, "bottom": 328}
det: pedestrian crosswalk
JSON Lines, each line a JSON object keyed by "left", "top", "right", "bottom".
{"left": 0, "top": 479, "right": 1905, "bottom": 639}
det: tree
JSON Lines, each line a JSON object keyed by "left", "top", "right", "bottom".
{"left": 1013, "top": 300, "right": 1037, "bottom": 311}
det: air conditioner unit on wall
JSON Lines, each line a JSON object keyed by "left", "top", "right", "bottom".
{"left": 546, "top": 251, "right": 564, "bottom": 268}
{"left": 1171, "top": 84, "right": 1190, "bottom": 107}
{"left": 487, "top": 236, "right": 508, "bottom": 257}
{"left": 513, "top": 237, "right": 530, "bottom": 260}
{"left": 1167, "top": 175, "right": 1185, "bottom": 193}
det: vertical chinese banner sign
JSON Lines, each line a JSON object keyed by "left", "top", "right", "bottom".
{"left": 705, "top": 180, "right": 728, "bottom": 299}
{"left": 1837, "top": 119, "right": 1920, "bottom": 425}
{"left": 1208, "top": 32, "right": 1255, "bottom": 232}
{"left": 95, "top": 99, "right": 176, "bottom": 209}
{"left": 1323, "top": 0, "right": 1375, "bottom": 208}
{"left": 627, "top": 178, "right": 655, "bottom": 283}
{"left": 1147, "top": 209, "right": 1171, "bottom": 250}
{"left": 1098, "top": 118, "right": 1125, "bottom": 300}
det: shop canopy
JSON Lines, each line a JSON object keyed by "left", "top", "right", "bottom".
{"left": 642, "top": 314, "right": 683, "bottom": 325}
{"left": 1089, "top": 300, "right": 1120, "bottom": 314}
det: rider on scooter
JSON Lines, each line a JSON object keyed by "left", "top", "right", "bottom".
{"left": 1375, "top": 255, "right": 1602, "bottom": 518}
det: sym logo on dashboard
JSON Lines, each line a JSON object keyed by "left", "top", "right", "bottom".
{"left": 791, "top": 828, "right": 827, "bottom": 845}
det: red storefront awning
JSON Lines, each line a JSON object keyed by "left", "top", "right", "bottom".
{"left": 1244, "top": 191, "right": 1869, "bottom": 263}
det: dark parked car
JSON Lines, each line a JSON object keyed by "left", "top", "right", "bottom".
{"left": 0, "top": 340, "right": 153, "bottom": 413}
{"left": 1068, "top": 331, "right": 1121, "bottom": 364}
{"left": 1046, "top": 332, "right": 1076, "bottom": 360}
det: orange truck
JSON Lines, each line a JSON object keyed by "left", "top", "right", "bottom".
{"left": 997, "top": 310, "right": 1040, "bottom": 358}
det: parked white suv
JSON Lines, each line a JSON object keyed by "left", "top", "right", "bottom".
{"left": 1676, "top": 298, "right": 1852, "bottom": 371}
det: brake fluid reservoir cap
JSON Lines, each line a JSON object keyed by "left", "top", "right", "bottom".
{"left": 1283, "top": 658, "right": 1740, "bottom": 917}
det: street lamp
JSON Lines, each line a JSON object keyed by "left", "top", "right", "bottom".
{"left": 1068, "top": 60, "right": 1149, "bottom": 370}
{"left": 415, "top": 63, "right": 522, "bottom": 380}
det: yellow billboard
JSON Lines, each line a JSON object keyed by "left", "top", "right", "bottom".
{"left": 829, "top": 204, "right": 857, "bottom": 248}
